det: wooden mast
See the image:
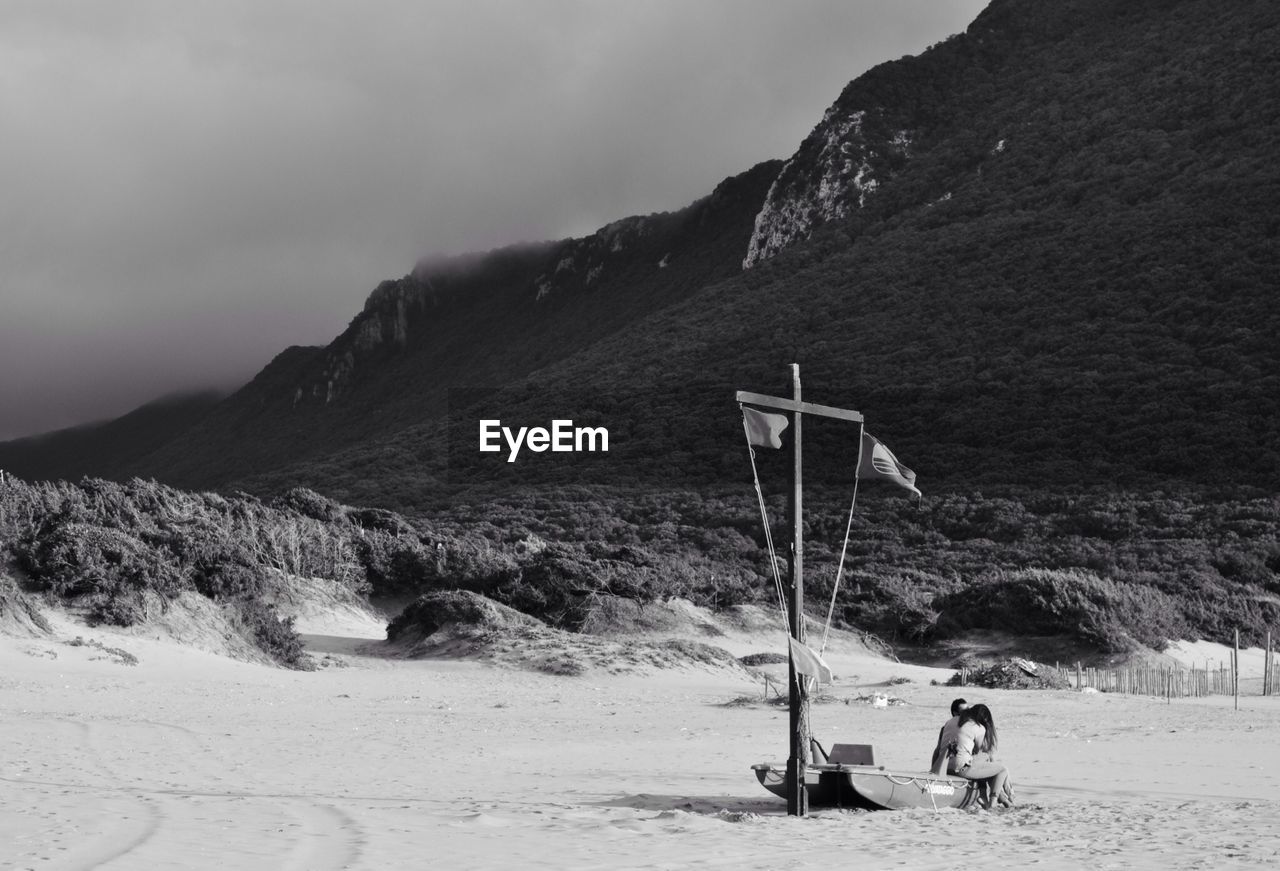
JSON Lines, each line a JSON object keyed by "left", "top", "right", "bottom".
{"left": 786, "top": 363, "right": 807, "bottom": 816}
{"left": 736, "top": 364, "right": 863, "bottom": 817}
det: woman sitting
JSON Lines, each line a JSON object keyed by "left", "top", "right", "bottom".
{"left": 947, "top": 703, "right": 1014, "bottom": 809}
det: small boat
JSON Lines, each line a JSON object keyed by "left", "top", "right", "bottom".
{"left": 751, "top": 742, "right": 980, "bottom": 811}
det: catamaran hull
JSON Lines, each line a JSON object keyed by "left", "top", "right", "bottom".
{"left": 752, "top": 763, "right": 980, "bottom": 811}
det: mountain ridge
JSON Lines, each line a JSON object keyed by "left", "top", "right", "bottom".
{"left": 0, "top": 390, "right": 225, "bottom": 482}
{"left": 0, "top": 160, "right": 779, "bottom": 488}
{"left": 4, "top": 0, "right": 1277, "bottom": 507}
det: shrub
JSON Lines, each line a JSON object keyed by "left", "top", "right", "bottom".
{"left": 346, "top": 506, "right": 416, "bottom": 536}
{"left": 192, "top": 559, "right": 268, "bottom": 601}
{"left": 386, "top": 589, "right": 539, "bottom": 642}
{"left": 491, "top": 545, "right": 602, "bottom": 629}
{"left": 237, "top": 599, "right": 310, "bottom": 669}
{"left": 935, "top": 569, "right": 1188, "bottom": 652}
{"left": 16, "top": 522, "right": 186, "bottom": 624}
{"left": 841, "top": 571, "right": 944, "bottom": 643}
{"left": 273, "top": 487, "right": 344, "bottom": 522}
{"left": 740, "top": 652, "right": 789, "bottom": 666}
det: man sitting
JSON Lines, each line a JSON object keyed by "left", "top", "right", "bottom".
{"left": 930, "top": 697, "right": 968, "bottom": 774}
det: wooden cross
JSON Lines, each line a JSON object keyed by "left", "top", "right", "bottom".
{"left": 737, "top": 363, "right": 864, "bottom": 817}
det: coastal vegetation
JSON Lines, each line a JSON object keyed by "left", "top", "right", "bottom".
{"left": 2, "top": 476, "right": 1275, "bottom": 663}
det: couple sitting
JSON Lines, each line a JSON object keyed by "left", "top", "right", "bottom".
{"left": 931, "top": 698, "right": 1015, "bottom": 809}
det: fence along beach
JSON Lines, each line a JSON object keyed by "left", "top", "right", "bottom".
{"left": 953, "top": 633, "right": 1278, "bottom": 701}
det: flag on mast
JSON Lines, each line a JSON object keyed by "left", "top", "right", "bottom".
{"left": 858, "top": 433, "right": 921, "bottom": 497}
{"left": 788, "top": 635, "right": 834, "bottom": 684}
{"left": 742, "top": 406, "right": 789, "bottom": 449}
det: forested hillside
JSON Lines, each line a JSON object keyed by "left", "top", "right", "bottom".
{"left": 214, "top": 0, "right": 1280, "bottom": 507}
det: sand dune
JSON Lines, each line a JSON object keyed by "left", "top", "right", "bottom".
{"left": 3, "top": 604, "right": 1280, "bottom": 870}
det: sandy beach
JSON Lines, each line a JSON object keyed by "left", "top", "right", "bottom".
{"left": 3, "top": 604, "right": 1279, "bottom": 871}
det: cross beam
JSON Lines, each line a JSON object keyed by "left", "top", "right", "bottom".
{"left": 735, "top": 390, "right": 864, "bottom": 424}
{"left": 737, "top": 366, "right": 864, "bottom": 818}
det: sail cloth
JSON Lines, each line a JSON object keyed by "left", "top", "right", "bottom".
{"left": 857, "top": 433, "right": 921, "bottom": 498}
{"left": 788, "top": 635, "right": 834, "bottom": 684}
{"left": 742, "top": 406, "right": 790, "bottom": 449}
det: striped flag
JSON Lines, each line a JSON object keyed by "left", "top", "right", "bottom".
{"left": 742, "top": 406, "right": 789, "bottom": 449}
{"left": 858, "top": 432, "right": 921, "bottom": 497}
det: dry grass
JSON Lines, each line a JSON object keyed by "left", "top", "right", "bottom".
{"left": 64, "top": 636, "right": 139, "bottom": 666}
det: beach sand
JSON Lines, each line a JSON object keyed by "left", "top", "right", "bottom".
{"left": 2, "top": 607, "right": 1279, "bottom": 871}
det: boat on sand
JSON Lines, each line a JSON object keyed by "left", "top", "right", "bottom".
{"left": 752, "top": 742, "right": 980, "bottom": 811}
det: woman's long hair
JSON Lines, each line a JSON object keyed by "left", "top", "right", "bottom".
{"left": 958, "top": 703, "right": 998, "bottom": 753}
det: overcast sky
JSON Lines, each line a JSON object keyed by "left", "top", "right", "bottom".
{"left": 0, "top": 0, "right": 987, "bottom": 440}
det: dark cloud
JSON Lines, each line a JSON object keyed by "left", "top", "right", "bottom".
{"left": 0, "top": 0, "right": 987, "bottom": 439}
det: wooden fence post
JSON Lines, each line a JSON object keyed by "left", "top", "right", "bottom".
{"left": 1265, "top": 632, "right": 1272, "bottom": 696}
{"left": 1234, "top": 630, "right": 1240, "bottom": 711}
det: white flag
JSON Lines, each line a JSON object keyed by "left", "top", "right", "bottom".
{"left": 788, "top": 636, "right": 834, "bottom": 684}
{"left": 742, "top": 406, "right": 789, "bottom": 449}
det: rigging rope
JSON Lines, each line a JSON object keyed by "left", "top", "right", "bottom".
{"left": 819, "top": 485, "right": 857, "bottom": 657}
{"left": 740, "top": 407, "right": 789, "bottom": 633}
{"left": 820, "top": 422, "right": 864, "bottom": 657}
{"left": 742, "top": 410, "right": 868, "bottom": 665}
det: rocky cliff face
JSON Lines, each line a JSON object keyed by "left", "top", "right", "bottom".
{"left": 740, "top": 0, "right": 1061, "bottom": 268}
{"left": 531, "top": 215, "right": 656, "bottom": 303}
{"left": 307, "top": 276, "right": 436, "bottom": 406}
{"left": 743, "top": 104, "right": 914, "bottom": 268}
{"left": 290, "top": 161, "right": 779, "bottom": 410}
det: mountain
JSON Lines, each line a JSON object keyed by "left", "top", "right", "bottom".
{"left": 8, "top": 0, "right": 1279, "bottom": 506}
{"left": 0, "top": 391, "right": 223, "bottom": 482}
{"left": 228, "top": 0, "right": 1280, "bottom": 507}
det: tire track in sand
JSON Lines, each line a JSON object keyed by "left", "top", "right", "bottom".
{"left": 82, "top": 717, "right": 364, "bottom": 869}
{"left": 4, "top": 715, "right": 363, "bottom": 869}
{"left": 0, "top": 717, "right": 160, "bottom": 871}
{"left": 278, "top": 799, "right": 363, "bottom": 871}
